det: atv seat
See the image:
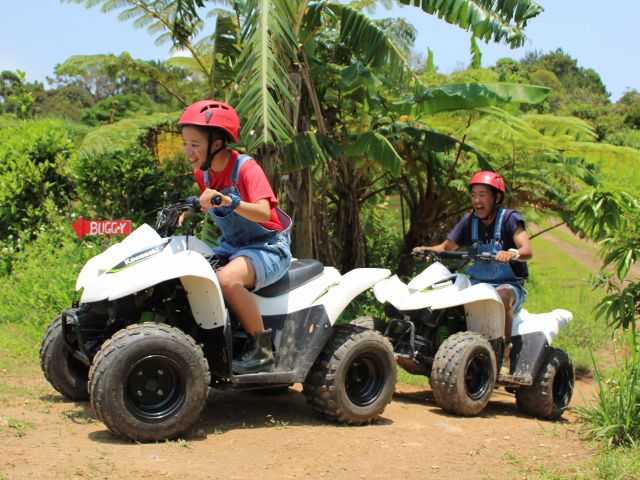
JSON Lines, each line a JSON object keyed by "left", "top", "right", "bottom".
{"left": 253, "top": 259, "right": 324, "bottom": 298}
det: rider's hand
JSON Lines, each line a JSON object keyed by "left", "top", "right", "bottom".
{"left": 495, "top": 250, "right": 516, "bottom": 263}
{"left": 200, "top": 188, "right": 222, "bottom": 208}
{"left": 412, "top": 246, "right": 433, "bottom": 262}
{"left": 178, "top": 211, "right": 191, "bottom": 227}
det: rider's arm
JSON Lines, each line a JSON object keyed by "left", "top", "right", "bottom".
{"left": 231, "top": 197, "right": 271, "bottom": 222}
{"left": 199, "top": 188, "right": 271, "bottom": 222}
{"left": 412, "top": 238, "right": 459, "bottom": 254}
{"left": 430, "top": 239, "right": 460, "bottom": 253}
{"left": 511, "top": 226, "right": 532, "bottom": 261}
{"left": 496, "top": 225, "right": 532, "bottom": 263}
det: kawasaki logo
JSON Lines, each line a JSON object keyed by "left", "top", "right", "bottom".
{"left": 107, "top": 241, "right": 169, "bottom": 273}
{"left": 422, "top": 279, "right": 454, "bottom": 291}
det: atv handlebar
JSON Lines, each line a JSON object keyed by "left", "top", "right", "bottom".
{"left": 410, "top": 248, "right": 499, "bottom": 273}
{"left": 154, "top": 194, "right": 225, "bottom": 237}
{"left": 154, "top": 196, "right": 201, "bottom": 237}
{"left": 412, "top": 248, "right": 497, "bottom": 264}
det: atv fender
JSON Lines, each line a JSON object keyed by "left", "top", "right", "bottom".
{"left": 312, "top": 268, "right": 391, "bottom": 324}
{"left": 431, "top": 283, "right": 505, "bottom": 340}
{"left": 80, "top": 249, "right": 226, "bottom": 329}
{"left": 512, "top": 309, "right": 572, "bottom": 344}
{"left": 76, "top": 224, "right": 162, "bottom": 290}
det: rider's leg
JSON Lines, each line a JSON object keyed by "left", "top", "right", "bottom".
{"left": 219, "top": 257, "right": 274, "bottom": 374}
{"left": 217, "top": 256, "right": 264, "bottom": 335}
{"left": 496, "top": 285, "right": 515, "bottom": 343}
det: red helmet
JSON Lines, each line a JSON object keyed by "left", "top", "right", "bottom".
{"left": 178, "top": 100, "right": 240, "bottom": 143}
{"left": 469, "top": 171, "right": 506, "bottom": 194}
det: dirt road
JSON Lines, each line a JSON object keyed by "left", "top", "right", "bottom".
{"left": 0, "top": 361, "right": 595, "bottom": 480}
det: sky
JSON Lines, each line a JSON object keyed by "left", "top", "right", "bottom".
{"left": 0, "top": 1, "right": 638, "bottom": 102}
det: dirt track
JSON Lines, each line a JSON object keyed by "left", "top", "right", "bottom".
{"left": 0, "top": 363, "right": 595, "bottom": 480}
{"left": 0, "top": 226, "right": 603, "bottom": 480}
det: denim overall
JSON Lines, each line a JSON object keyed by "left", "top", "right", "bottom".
{"left": 204, "top": 154, "right": 292, "bottom": 291}
{"left": 466, "top": 208, "right": 527, "bottom": 313}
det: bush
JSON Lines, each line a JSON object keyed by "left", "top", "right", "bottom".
{"left": 70, "top": 113, "right": 190, "bottom": 225}
{"left": 0, "top": 214, "right": 99, "bottom": 330}
{"left": 0, "top": 118, "right": 79, "bottom": 242}
{"left": 71, "top": 146, "right": 167, "bottom": 225}
{"left": 80, "top": 92, "right": 172, "bottom": 126}
{"left": 606, "top": 128, "right": 640, "bottom": 150}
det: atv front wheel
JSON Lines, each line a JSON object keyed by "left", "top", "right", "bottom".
{"left": 303, "top": 325, "right": 396, "bottom": 424}
{"left": 515, "top": 348, "right": 574, "bottom": 420}
{"left": 431, "top": 331, "right": 496, "bottom": 416}
{"left": 349, "top": 316, "right": 387, "bottom": 333}
{"left": 89, "top": 323, "right": 210, "bottom": 441}
{"left": 40, "top": 316, "right": 90, "bottom": 401}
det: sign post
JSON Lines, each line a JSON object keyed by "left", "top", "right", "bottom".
{"left": 72, "top": 217, "right": 132, "bottom": 240}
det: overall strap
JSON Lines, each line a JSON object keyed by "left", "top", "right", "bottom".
{"left": 493, "top": 208, "right": 505, "bottom": 242}
{"left": 203, "top": 153, "right": 251, "bottom": 188}
{"left": 232, "top": 154, "right": 252, "bottom": 184}
{"left": 471, "top": 213, "right": 479, "bottom": 243}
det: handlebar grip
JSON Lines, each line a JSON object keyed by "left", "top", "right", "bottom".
{"left": 184, "top": 196, "right": 201, "bottom": 212}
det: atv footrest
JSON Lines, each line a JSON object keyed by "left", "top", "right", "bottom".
{"left": 497, "top": 373, "right": 533, "bottom": 386}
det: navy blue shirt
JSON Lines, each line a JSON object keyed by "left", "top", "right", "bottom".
{"left": 448, "top": 209, "right": 529, "bottom": 279}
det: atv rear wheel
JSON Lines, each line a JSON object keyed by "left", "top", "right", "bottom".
{"left": 40, "top": 316, "right": 90, "bottom": 401}
{"left": 516, "top": 348, "right": 574, "bottom": 420}
{"left": 89, "top": 323, "right": 210, "bottom": 441}
{"left": 303, "top": 325, "right": 396, "bottom": 424}
{"left": 431, "top": 331, "right": 496, "bottom": 416}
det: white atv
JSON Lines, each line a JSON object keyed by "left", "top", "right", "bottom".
{"left": 357, "top": 249, "right": 574, "bottom": 419}
{"left": 40, "top": 197, "right": 396, "bottom": 441}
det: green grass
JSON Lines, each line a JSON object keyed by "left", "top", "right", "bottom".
{"left": 528, "top": 445, "right": 640, "bottom": 479}
{"left": 6, "top": 417, "right": 36, "bottom": 437}
{"left": 549, "top": 227, "right": 596, "bottom": 254}
{"left": 527, "top": 235, "right": 607, "bottom": 371}
{"left": 0, "top": 324, "right": 41, "bottom": 370}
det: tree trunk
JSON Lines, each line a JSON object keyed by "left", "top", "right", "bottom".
{"left": 283, "top": 168, "right": 314, "bottom": 259}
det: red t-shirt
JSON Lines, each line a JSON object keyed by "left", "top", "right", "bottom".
{"left": 193, "top": 150, "right": 285, "bottom": 231}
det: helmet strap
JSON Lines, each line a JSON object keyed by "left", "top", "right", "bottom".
{"left": 200, "top": 131, "right": 227, "bottom": 172}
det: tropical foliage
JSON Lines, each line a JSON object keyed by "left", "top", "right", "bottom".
{"left": 570, "top": 188, "right": 640, "bottom": 446}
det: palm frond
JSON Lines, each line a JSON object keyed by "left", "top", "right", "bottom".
{"left": 328, "top": 3, "right": 415, "bottom": 81}
{"left": 234, "top": 0, "right": 298, "bottom": 149}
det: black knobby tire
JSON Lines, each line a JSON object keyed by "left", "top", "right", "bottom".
{"left": 40, "top": 316, "right": 90, "bottom": 401}
{"left": 350, "top": 316, "right": 387, "bottom": 333}
{"left": 431, "top": 331, "right": 496, "bottom": 416}
{"left": 303, "top": 325, "right": 397, "bottom": 425}
{"left": 515, "top": 348, "right": 574, "bottom": 420}
{"left": 89, "top": 323, "right": 210, "bottom": 441}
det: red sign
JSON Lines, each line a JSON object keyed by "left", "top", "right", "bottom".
{"left": 72, "top": 217, "right": 132, "bottom": 240}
